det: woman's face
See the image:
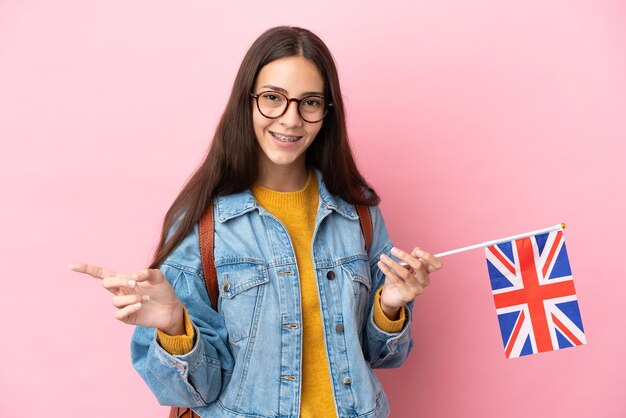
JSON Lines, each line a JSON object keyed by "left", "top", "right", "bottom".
{"left": 252, "top": 56, "right": 325, "bottom": 175}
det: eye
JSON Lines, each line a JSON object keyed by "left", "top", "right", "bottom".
{"left": 302, "top": 97, "right": 323, "bottom": 107}
{"left": 260, "top": 92, "right": 284, "bottom": 103}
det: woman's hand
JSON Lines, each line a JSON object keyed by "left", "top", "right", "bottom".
{"left": 69, "top": 263, "right": 185, "bottom": 335}
{"left": 376, "top": 247, "right": 443, "bottom": 320}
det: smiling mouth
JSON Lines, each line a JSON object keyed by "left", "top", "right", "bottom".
{"left": 271, "top": 131, "right": 303, "bottom": 143}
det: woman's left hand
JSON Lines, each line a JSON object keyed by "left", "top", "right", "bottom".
{"left": 377, "top": 246, "right": 443, "bottom": 319}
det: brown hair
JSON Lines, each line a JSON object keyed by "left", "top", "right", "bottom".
{"left": 150, "top": 26, "right": 379, "bottom": 268}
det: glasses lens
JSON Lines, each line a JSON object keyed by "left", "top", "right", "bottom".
{"left": 299, "top": 96, "right": 326, "bottom": 123}
{"left": 258, "top": 92, "right": 287, "bottom": 118}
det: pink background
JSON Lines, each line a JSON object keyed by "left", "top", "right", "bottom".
{"left": 1, "top": 1, "right": 625, "bottom": 417}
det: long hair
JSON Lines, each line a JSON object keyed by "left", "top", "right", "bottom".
{"left": 150, "top": 26, "right": 380, "bottom": 268}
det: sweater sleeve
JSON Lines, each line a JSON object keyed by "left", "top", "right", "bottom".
{"left": 372, "top": 287, "right": 406, "bottom": 333}
{"left": 156, "top": 307, "right": 196, "bottom": 355}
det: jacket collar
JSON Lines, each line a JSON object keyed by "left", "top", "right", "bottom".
{"left": 215, "top": 169, "right": 358, "bottom": 223}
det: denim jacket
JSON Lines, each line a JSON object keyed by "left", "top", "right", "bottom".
{"left": 131, "top": 171, "right": 414, "bottom": 418}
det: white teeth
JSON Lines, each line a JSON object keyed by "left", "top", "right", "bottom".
{"left": 271, "top": 132, "right": 302, "bottom": 143}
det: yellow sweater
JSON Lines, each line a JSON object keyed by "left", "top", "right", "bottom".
{"left": 157, "top": 171, "right": 405, "bottom": 417}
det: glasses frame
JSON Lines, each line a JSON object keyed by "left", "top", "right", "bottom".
{"left": 250, "top": 90, "right": 333, "bottom": 123}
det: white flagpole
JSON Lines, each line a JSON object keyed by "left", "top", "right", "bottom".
{"left": 432, "top": 223, "right": 566, "bottom": 258}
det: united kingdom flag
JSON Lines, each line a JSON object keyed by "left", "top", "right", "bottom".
{"left": 485, "top": 230, "right": 586, "bottom": 359}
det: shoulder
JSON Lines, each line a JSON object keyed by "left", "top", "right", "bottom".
{"left": 162, "top": 223, "right": 202, "bottom": 274}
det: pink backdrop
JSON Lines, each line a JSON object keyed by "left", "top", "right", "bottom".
{"left": 2, "top": 1, "right": 625, "bottom": 417}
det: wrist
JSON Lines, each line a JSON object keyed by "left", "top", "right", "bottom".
{"left": 160, "top": 303, "right": 185, "bottom": 336}
{"left": 380, "top": 299, "right": 401, "bottom": 321}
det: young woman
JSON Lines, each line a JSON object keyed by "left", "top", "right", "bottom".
{"left": 71, "top": 26, "right": 442, "bottom": 418}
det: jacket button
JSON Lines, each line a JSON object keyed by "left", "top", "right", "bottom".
{"left": 326, "top": 270, "right": 336, "bottom": 280}
{"left": 342, "top": 376, "right": 351, "bottom": 386}
{"left": 335, "top": 324, "right": 344, "bottom": 333}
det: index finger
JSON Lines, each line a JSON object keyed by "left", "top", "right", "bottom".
{"left": 68, "top": 262, "right": 118, "bottom": 280}
{"left": 412, "top": 248, "right": 443, "bottom": 272}
{"left": 390, "top": 247, "right": 423, "bottom": 272}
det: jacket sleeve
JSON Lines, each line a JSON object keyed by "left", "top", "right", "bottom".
{"left": 363, "top": 204, "right": 415, "bottom": 368}
{"left": 130, "top": 261, "right": 234, "bottom": 407}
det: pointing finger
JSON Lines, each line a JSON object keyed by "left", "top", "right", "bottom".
{"left": 68, "top": 262, "right": 118, "bottom": 280}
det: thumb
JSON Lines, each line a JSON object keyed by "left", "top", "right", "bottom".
{"left": 133, "top": 268, "right": 164, "bottom": 284}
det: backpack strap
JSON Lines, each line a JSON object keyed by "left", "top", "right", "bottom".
{"left": 354, "top": 187, "right": 373, "bottom": 254}
{"left": 169, "top": 407, "right": 198, "bottom": 418}
{"left": 198, "top": 200, "right": 219, "bottom": 312}
{"left": 355, "top": 204, "right": 373, "bottom": 254}
{"left": 197, "top": 197, "right": 374, "bottom": 312}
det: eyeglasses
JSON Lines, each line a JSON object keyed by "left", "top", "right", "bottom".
{"left": 250, "top": 90, "right": 332, "bottom": 123}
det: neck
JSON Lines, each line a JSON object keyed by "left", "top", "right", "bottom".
{"left": 257, "top": 161, "right": 309, "bottom": 192}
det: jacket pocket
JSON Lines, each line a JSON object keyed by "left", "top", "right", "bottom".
{"left": 341, "top": 257, "right": 372, "bottom": 322}
{"left": 215, "top": 261, "right": 269, "bottom": 343}
{"left": 341, "top": 257, "right": 372, "bottom": 295}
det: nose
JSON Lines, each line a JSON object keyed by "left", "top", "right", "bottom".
{"left": 279, "top": 99, "right": 303, "bottom": 127}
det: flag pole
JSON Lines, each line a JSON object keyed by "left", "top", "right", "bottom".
{"left": 432, "top": 223, "right": 566, "bottom": 258}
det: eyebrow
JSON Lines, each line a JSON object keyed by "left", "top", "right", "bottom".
{"left": 259, "top": 84, "right": 325, "bottom": 97}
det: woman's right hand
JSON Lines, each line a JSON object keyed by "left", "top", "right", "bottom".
{"left": 69, "top": 263, "right": 185, "bottom": 335}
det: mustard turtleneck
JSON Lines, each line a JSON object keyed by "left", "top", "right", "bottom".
{"left": 252, "top": 171, "right": 335, "bottom": 418}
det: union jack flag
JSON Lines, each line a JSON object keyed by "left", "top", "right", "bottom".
{"left": 485, "top": 230, "right": 585, "bottom": 359}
